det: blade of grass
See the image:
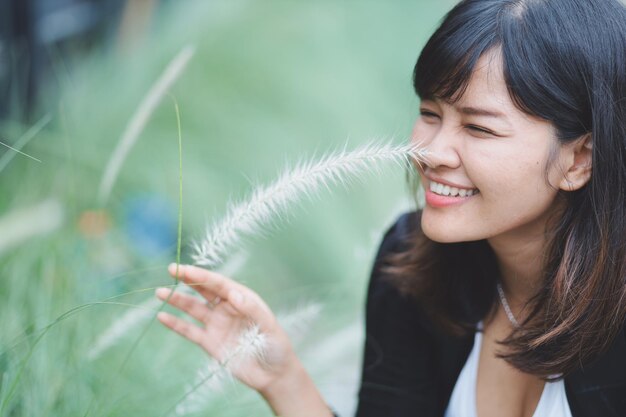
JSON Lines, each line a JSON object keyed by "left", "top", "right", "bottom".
{"left": 0, "top": 198, "right": 64, "bottom": 255}
{"left": 97, "top": 45, "right": 195, "bottom": 205}
{"left": 0, "top": 113, "right": 51, "bottom": 171}
{"left": 0, "top": 299, "right": 157, "bottom": 414}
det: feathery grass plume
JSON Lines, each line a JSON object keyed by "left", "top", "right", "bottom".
{"left": 0, "top": 199, "right": 64, "bottom": 255}
{"left": 276, "top": 301, "right": 323, "bottom": 345}
{"left": 173, "top": 301, "right": 322, "bottom": 415}
{"left": 192, "top": 140, "right": 428, "bottom": 267}
{"left": 169, "top": 323, "right": 268, "bottom": 416}
{"left": 87, "top": 252, "right": 248, "bottom": 360}
{"left": 97, "top": 45, "right": 196, "bottom": 205}
{"left": 220, "top": 322, "right": 268, "bottom": 375}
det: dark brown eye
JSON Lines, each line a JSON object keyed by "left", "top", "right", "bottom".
{"left": 420, "top": 110, "right": 440, "bottom": 119}
{"left": 466, "top": 125, "right": 493, "bottom": 135}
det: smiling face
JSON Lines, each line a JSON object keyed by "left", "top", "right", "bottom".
{"left": 413, "top": 50, "right": 573, "bottom": 244}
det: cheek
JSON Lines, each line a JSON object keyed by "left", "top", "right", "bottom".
{"left": 470, "top": 141, "right": 549, "bottom": 194}
{"left": 483, "top": 155, "right": 555, "bottom": 205}
{"left": 483, "top": 158, "right": 561, "bottom": 229}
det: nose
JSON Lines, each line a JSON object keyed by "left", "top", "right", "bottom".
{"left": 412, "top": 121, "right": 462, "bottom": 171}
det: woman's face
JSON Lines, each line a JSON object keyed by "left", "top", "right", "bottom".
{"left": 413, "top": 50, "right": 571, "bottom": 244}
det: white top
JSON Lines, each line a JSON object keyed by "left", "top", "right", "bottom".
{"left": 444, "top": 322, "right": 573, "bottom": 417}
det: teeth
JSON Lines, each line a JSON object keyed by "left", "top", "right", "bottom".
{"left": 429, "top": 180, "right": 477, "bottom": 197}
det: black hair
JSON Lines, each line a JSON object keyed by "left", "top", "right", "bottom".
{"left": 388, "top": 0, "right": 626, "bottom": 378}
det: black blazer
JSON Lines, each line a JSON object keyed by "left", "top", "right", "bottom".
{"left": 349, "top": 211, "right": 626, "bottom": 417}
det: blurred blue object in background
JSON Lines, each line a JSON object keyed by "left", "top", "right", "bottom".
{"left": 123, "top": 193, "right": 176, "bottom": 258}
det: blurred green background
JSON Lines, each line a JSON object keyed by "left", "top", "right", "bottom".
{"left": 0, "top": 1, "right": 454, "bottom": 416}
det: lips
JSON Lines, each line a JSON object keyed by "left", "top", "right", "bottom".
{"left": 423, "top": 176, "right": 480, "bottom": 208}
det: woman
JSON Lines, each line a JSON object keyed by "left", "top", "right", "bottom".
{"left": 155, "top": 0, "right": 626, "bottom": 416}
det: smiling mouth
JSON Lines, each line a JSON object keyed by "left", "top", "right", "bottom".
{"left": 429, "top": 180, "right": 479, "bottom": 197}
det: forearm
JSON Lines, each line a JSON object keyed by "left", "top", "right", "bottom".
{"left": 260, "top": 361, "right": 334, "bottom": 417}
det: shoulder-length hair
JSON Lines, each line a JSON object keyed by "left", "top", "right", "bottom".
{"left": 385, "top": 0, "right": 626, "bottom": 379}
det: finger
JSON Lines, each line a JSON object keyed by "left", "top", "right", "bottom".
{"left": 168, "top": 263, "right": 240, "bottom": 301}
{"left": 167, "top": 264, "right": 275, "bottom": 327}
{"left": 157, "top": 311, "right": 207, "bottom": 347}
{"left": 226, "top": 289, "right": 274, "bottom": 329}
{"left": 155, "top": 287, "right": 211, "bottom": 324}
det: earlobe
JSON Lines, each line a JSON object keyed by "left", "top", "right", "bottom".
{"left": 559, "top": 134, "right": 593, "bottom": 192}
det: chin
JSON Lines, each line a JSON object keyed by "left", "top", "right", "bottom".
{"left": 421, "top": 225, "right": 462, "bottom": 243}
{"left": 420, "top": 211, "right": 478, "bottom": 243}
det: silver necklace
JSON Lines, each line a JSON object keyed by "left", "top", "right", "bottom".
{"left": 497, "top": 282, "right": 520, "bottom": 328}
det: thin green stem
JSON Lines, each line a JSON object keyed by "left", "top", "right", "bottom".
{"left": 173, "top": 95, "right": 183, "bottom": 285}
{"left": 82, "top": 97, "right": 185, "bottom": 417}
{"left": 0, "top": 114, "right": 50, "bottom": 172}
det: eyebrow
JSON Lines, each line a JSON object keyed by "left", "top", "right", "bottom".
{"left": 458, "top": 106, "right": 508, "bottom": 120}
{"left": 423, "top": 97, "right": 509, "bottom": 119}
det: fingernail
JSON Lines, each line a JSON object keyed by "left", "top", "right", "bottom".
{"left": 169, "top": 263, "right": 185, "bottom": 275}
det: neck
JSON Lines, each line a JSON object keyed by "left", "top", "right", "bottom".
{"left": 487, "top": 226, "right": 548, "bottom": 313}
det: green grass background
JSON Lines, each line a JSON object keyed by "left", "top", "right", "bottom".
{"left": 0, "top": 1, "right": 453, "bottom": 416}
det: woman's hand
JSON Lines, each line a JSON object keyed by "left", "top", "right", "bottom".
{"left": 155, "top": 263, "right": 299, "bottom": 394}
{"left": 156, "top": 263, "right": 335, "bottom": 417}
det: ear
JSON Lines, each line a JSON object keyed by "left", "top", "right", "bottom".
{"left": 558, "top": 133, "right": 592, "bottom": 192}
